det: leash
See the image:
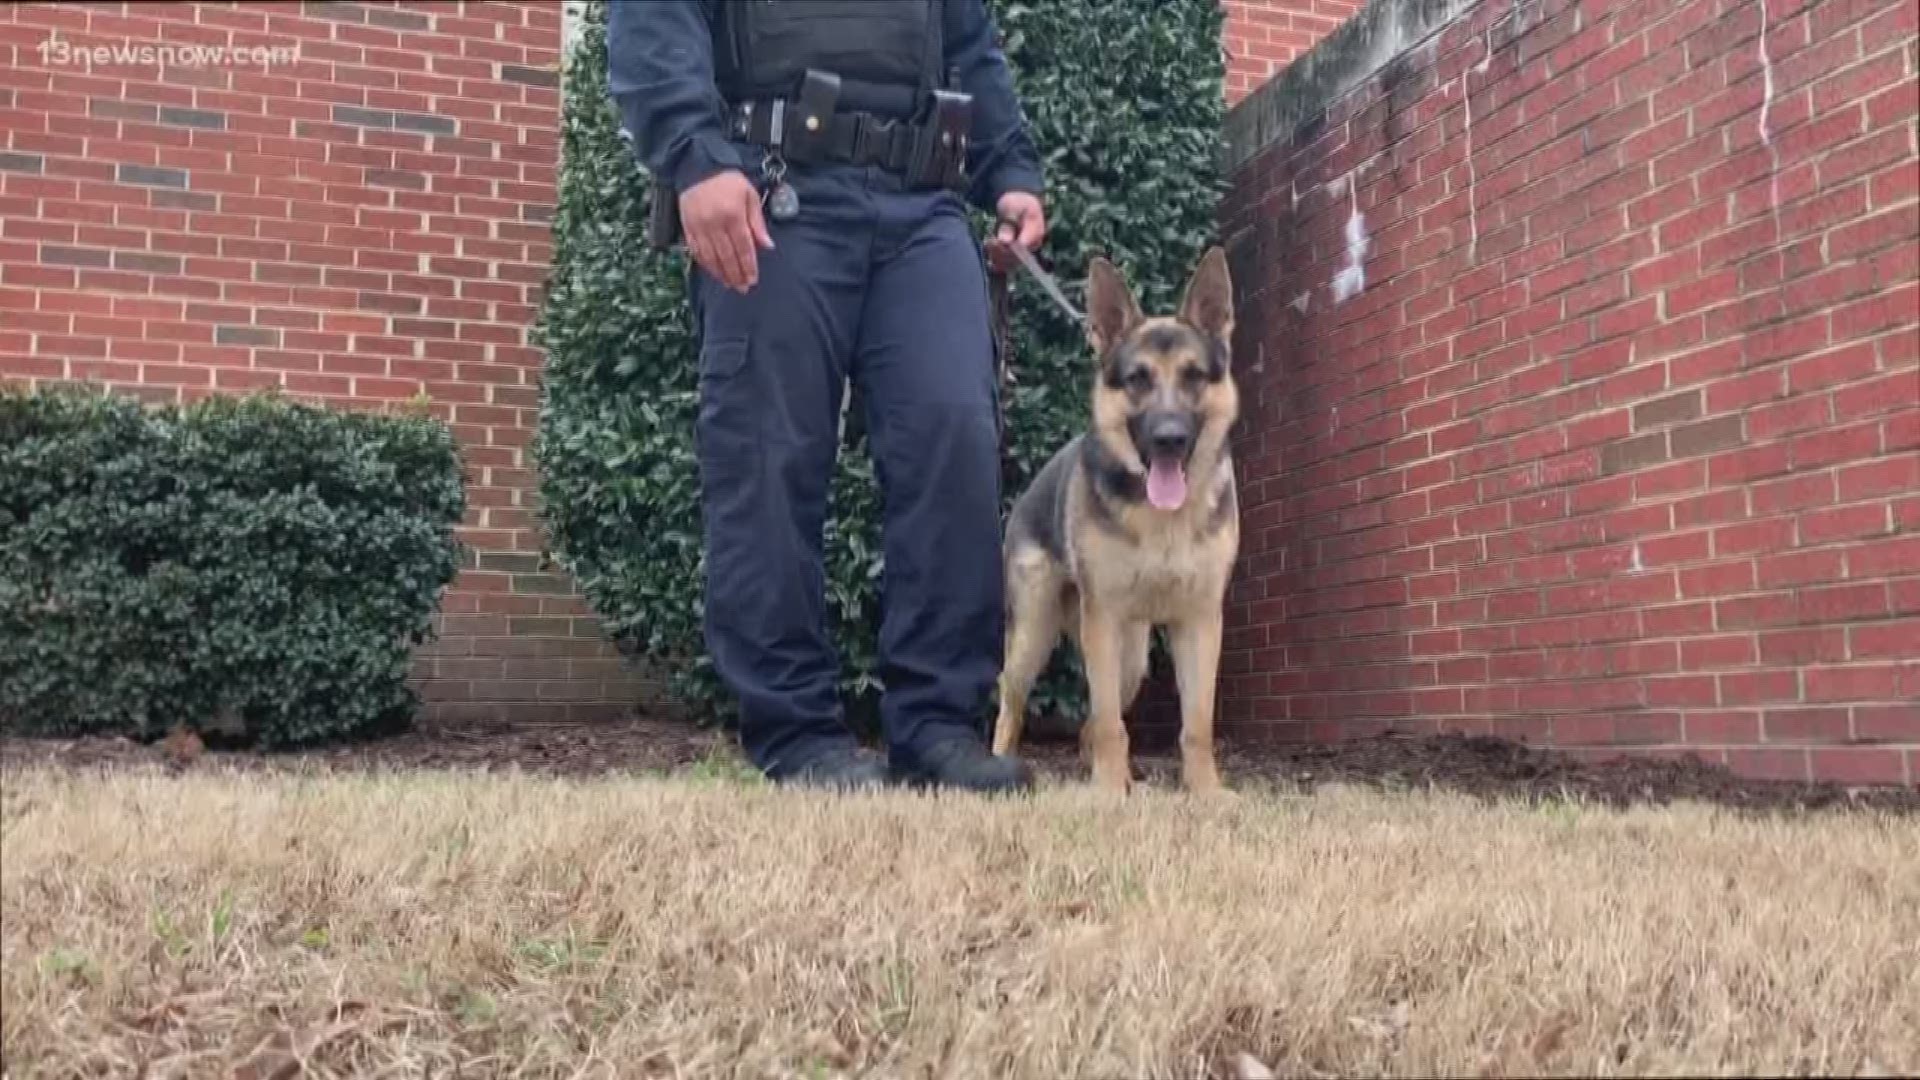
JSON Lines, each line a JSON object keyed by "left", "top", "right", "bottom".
{"left": 982, "top": 238, "right": 1086, "bottom": 498}
{"left": 985, "top": 241, "right": 1017, "bottom": 496}
{"left": 996, "top": 239, "right": 1085, "bottom": 324}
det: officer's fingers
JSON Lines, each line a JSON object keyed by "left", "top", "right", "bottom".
{"left": 1018, "top": 209, "right": 1046, "bottom": 251}
{"left": 692, "top": 211, "right": 742, "bottom": 291}
{"left": 713, "top": 224, "right": 752, "bottom": 292}
{"left": 717, "top": 226, "right": 753, "bottom": 292}
{"left": 745, "top": 190, "right": 775, "bottom": 250}
{"left": 686, "top": 222, "right": 726, "bottom": 286}
{"left": 723, "top": 201, "right": 762, "bottom": 289}
{"left": 682, "top": 222, "right": 709, "bottom": 272}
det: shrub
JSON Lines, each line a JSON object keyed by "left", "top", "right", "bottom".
{"left": 533, "top": 0, "right": 1226, "bottom": 733}
{"left": 0, "top": 386, "right": 466, "bottom": 747}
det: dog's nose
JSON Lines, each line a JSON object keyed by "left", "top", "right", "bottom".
{"left": 1148, "top": 419, "right": 1192, "bottom": 459}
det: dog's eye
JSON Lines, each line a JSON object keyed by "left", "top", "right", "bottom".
{"left": 1180, "top": 365, "right": 1207, "bottom": 386}
{"left": 1125, "top": 368, "right": 1153, "bottom": 392}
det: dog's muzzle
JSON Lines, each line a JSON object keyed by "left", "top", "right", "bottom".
{"left": 1134, "top": 411, "right": 1196, "bottom": 511}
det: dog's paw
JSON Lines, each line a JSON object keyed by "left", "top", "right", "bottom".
{"left": 1182, "top": 765, "right": 1231, "bottom": 798}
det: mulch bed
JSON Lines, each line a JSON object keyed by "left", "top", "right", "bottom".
{"left": 4, "top": 717, "right": 1916, "bottom": 815}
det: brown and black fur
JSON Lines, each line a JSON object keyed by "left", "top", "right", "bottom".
{"left": 991, "top": 247, "right": 1240, "bottom": 794}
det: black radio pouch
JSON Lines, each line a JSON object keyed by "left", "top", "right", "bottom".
{"left": 785, "top": 70, "right": 842, "bottom": 164}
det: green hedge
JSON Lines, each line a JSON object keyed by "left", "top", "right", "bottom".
{"left": 0, "top": 386, "right": 467, "bottom": 747}
{"left": 533, "top": 0, "right": 1226, "bottom": 733}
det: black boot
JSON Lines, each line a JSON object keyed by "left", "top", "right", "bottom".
{"left": 895, "top": 736, "right": 1036, "bottom": 794}
{"left": 775, "top": 746, "right": 892, "bottom": 791}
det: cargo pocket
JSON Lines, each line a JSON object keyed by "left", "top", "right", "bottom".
{"left": 698, "top": 337, "right": 751, "bottom": 383}
{"left": 694, "top": 336, "right": 757, "bottom": 484}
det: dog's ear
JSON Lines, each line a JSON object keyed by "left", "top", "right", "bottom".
{"left": 1178, "top": 245, "right": 1234, "bottom": 346}
{"left": 1084, "top": 256, "right": 1143, "bottom": 359}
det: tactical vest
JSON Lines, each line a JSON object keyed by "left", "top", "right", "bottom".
{"left": 712, "top": 0, "right": 945, "bottom": 121}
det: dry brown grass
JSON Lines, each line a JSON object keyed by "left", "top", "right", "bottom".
{"left": 3, "top": 761, "right": 1917, "bottom": 1079}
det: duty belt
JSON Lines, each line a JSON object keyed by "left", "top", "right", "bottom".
{"left": 730, "top": 99, "right": 916, "bottom": 169}
{"left": 727, "top": 97, "right": 969, "bottom": 190}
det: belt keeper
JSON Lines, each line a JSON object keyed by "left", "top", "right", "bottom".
{"left": 849, "top": 114, "right": 874, "bottom": 162}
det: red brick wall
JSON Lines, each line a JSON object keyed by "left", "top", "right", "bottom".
{"left": 1222, "top": 0, "right": 1363, "bottom": 106}
{"left": 1217, "top": 0, "right": 1920, "bottom": 783}
{"left": 0, "top": 1, "right": 657, "bottom": 727}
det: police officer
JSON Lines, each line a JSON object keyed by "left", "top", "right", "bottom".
{"left": 608, "top": 0, "right": 1047, "bottom": 792}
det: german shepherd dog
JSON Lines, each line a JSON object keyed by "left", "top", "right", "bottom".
{"left": 991, "top": 247, "right": 1239, "bottom": 795}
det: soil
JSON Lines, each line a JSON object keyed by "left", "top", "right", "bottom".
{"left": 3, "top": 716, "right": 1915, "bottom": 815}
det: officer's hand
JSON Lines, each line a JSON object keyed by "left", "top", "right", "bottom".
{"left": 680, "top": 170, "right": 774, "bottom": 293}
{"left": 995, "top": 191, "right": 1046, "bottom": 252}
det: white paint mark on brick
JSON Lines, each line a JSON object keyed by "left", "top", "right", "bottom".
{"left": 1462, "top": 29, "right": 1492, "bottom": 264}
{"left": 1330, "top": 183, "right": 1369, "bottom": 305}
{"left": 1757, "top": 0, "right": 1782, "bottom": 211}
{"left": 1630, "top": 543, "right": 1643, "bottom": 572}
{"left": 1756, "top": 0, "right": 1774, "bottom": 147}
{"left": 1291, "top": 291, "right": 1312, "bottom": 314}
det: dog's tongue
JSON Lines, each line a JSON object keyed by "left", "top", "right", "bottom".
{"left": 1146, "top": 458, "right": 1188, "bottom": 510}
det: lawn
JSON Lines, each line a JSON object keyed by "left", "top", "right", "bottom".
{"left": 3, "top": 746, "right": 1916, "bottom": 1078}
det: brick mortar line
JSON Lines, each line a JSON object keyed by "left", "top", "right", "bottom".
{"left": 1247, "top": 367, "right": 1917, "bottom": 466}
{"left": 1223, "top": 666, "right": 1918, "bottom": 679}
{"left": 1219, "top": 693, "right": 1920, "bottom": 707}
{"left": 1222, "top": 571, "right": 1920, "bottom": 615}
{"left": 9, "top": 284, "right": 541, "bottom": 318}
{"left": 1235, "top": 641, "right": 1920, "bottom": 661}
{"left": 1259, "top": 434, "right": 1904, "bottom": 495}
{"left": 1234, "top": 313, "right": 1910, "bottom": 398}
{"left": 1251, "top": 427, "right": 1908, "bottom": 492}
{"left": 1208, "top": 722, "right": 1920, "bottom": 740}
{"left": 24, "top": 238, "right": 553, "bottom": 269}
{"left": 1242, "top": 340, "right": 1918, "bottom": 415}
{"left": 1234, "top": 600, "right": 1920, "bottom": 629}
{"left": 1261, "top": 474, "right": 1915, "bottom": 527}
{"left": 1242, "top": 459, "right": 1917, "bottom": 533}
{"left": 1245, "top": 421, "right": 1913, "bottom": 487}
{"left": 1218, "top": 708, "right": 1920, "bottom": 723}
{"left": 1230, "top": 578, "right": 1920, "bottom": 613}
{"left": 1208, "top": 736, "right": 1917, "bottom": 782}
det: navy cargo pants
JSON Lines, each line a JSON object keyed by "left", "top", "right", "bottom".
{"left": 687, "top": 145, "right": 1004, "bottom": 779}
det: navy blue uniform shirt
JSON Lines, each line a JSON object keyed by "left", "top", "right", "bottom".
{"left": 606, "top": 0, "right": 1045, "bottom": 213}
